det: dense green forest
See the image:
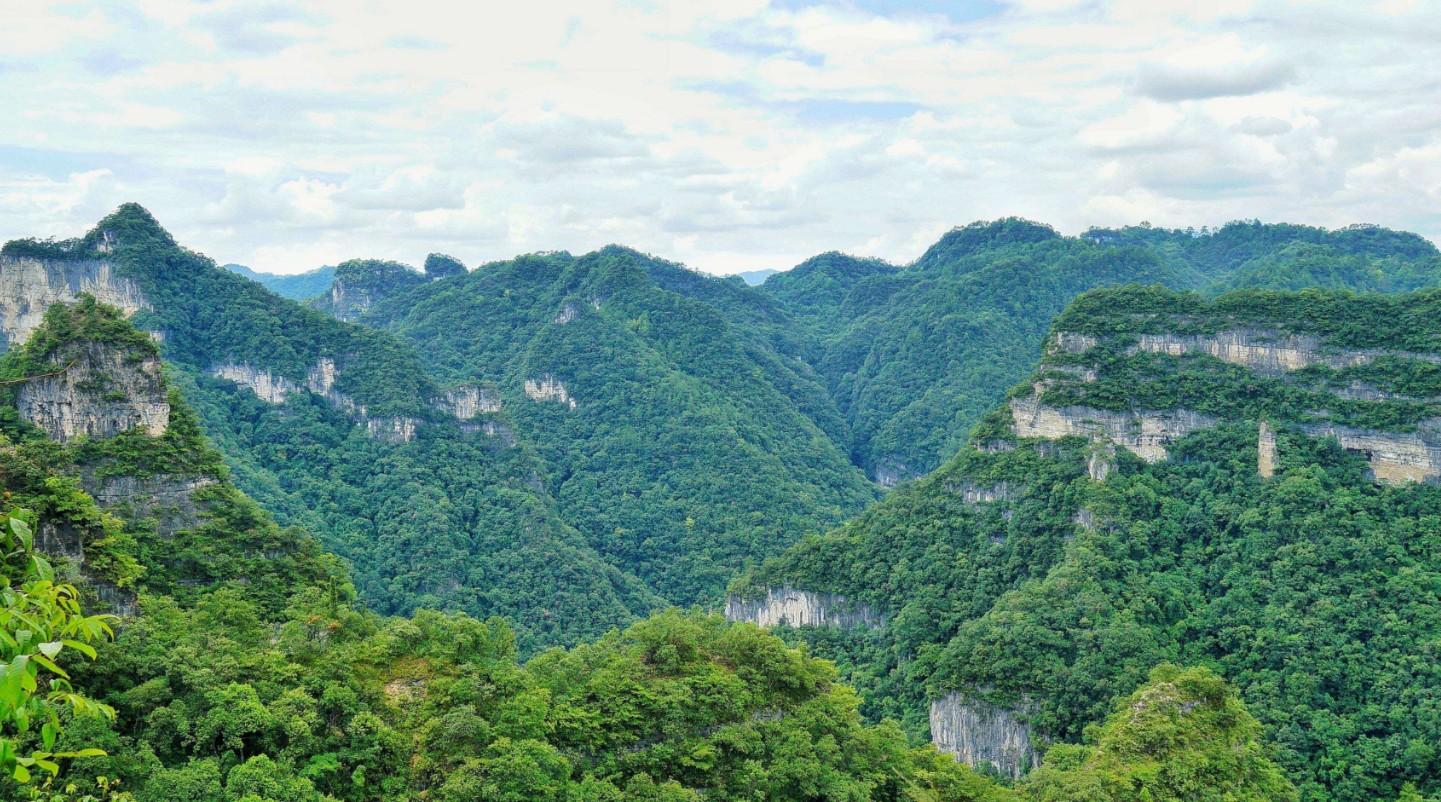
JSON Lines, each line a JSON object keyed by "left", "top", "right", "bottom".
{"left": 737, "top": 285, "right": 1441, "bottom": 802}
{"left": 352, "top": 245, "right": 877, "bottom": 603}
{"left": 0, "top": 297, "right": 1313, "bottom": 801}
{"left": 757, "top": 219, "right": 1441, "bottom": 480}
{"left": 13, "top": 206, "right": 1437, "bottom": 651}
{"left": 1, "top": 207, "right": 659, "bottom": 652}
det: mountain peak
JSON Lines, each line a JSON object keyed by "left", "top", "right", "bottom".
{"left": 84, "top": 202, "right": 176, "bottom": 253}
{"left": 914, "top": 218, "right": 1061, "bottom": 270}
{"left": 423, "top": 252, "right": 467, "bottom": 280}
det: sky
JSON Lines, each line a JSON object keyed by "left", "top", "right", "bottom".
{"left": 1, "top": 0, "right": 1438, "bottom": 276}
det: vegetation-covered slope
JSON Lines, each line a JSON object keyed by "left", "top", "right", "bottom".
{"left": 760, "top": 219, "right": 1441, "bottom": 480}
{"left": 1, "top": 206, "right": 658, "bottom": 651}
{"left": 356, "top": 246, "right": 878, "bottom": 602}
{"left": 0, "top": 299, "right": 1026, "bottom": 802}
{"left": 736, "top": 286, "right": 1441, "bottom": 802}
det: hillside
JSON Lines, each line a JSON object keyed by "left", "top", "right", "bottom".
{"left": 0, "top": 206, "right": 658, "bottom": 651}
{"left": 0, "top": 297, "right": 1027, "bottom": 801}
{"left": 351, "top": 245, "right": 878, "bottom": 602}
{"left": 732, "top": 286, "right": 1441, "bottom": 802}
{"left": 761, "top": 219, "right": 1441, "bottom": 482}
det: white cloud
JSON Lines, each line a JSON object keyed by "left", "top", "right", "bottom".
{"left": 0, "top": 0, "right": 1437, "bottom": 274}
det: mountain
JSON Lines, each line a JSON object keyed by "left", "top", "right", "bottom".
{"left": 0, "top": 297, "right": 1024, "bottom": 801}
{"left": 222, "top": 262, "right": 337, "bottom": 301}
{"left": 347, "top": 245, "right": 878, "bottom": 603}
{"left": 734, "top": 267, "right": 780, "bottom": 285}
{"left": 731, "top": 285, "right": 1441, "bottom": 801}
{"left": 0, "top": 205, "right": 882, "bottom": 648}
{"left": 0, "top": 205, "right": 658, "bottom": 651}
{"left": 760, "top": 218, "right": 1441, "bottom": 483}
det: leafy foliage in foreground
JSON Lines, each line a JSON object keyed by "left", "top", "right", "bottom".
{"left": 0, "top": 512, "right": 113, "bottom": 786}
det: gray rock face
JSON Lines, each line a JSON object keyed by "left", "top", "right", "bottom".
{"left": 16, "top": 343, "right": 169, "bottom": 441}
{"left": 946, "top": 481, "right": 1016, "bottom": 504}
{"left": 1258, "top": 420, "right": 1277, "bottom": 478}
{"left": 725, "top": 586, "right": 881, "bottom": 629}
{"left": 0, "top": 256, "right": 149, "bottom": 350}
{"left": 930, "top": 691, "right": 1039, "bottom": 780}
{"left": 874, "top": 458, "right": 914, "bottom": 488}
{"left": 365, "top": 417, "right": 421, "bottom": 444}
{"left": 435, "top": 385, "right": 501, "bottom": 419}
{"left": 1128, "top": 329, "right": 1441, "bottom": 374}
{"left": 1010, "top": 395, "right": 1216, "bottom": 462}
{"left": 211, "top": 359, "right": 421, "bottom": 442}
{"left": 0, "top": 255, "right": 149, "bottom": 351}
{"left": 86, "top": 474, "right": 216, "bottom": 539}
{"left": 524, "top": 374, "right": 576, "bottom": 409}
{"left": 327, "top": 280, "right": 373, "bottom": 322}
{"left": 1301, "top": 421, "right": 1441, "bottom": 484}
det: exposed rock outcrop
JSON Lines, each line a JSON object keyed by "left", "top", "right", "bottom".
{"left": 524, "top": 374, "right": 577, "bottom": 409}
{"left": 1049, "top": 331, "right": 1098, "bottom": 355}
{"left": 86, "top": 474, "right": 217, "bottom": 539}
{"left": 874, "top": 459, "right": 914, "bottom": 488}
{"left": 553, "top": 303, "right": 580, "bottom": 324}
{"left": 1009, "top": 395, "right": 1216, "bottom": 462}
{"left": 946, "top": 481, "right": 1016, "bottom": 505}
{"left": 0, "top": 255, "right": 148, "bottom": 351}
{"left": 1302, "top": 422, "right": 1441, "bottom": 484}
{"left": 462, "top": 419, "right": 516, "bottom": 446}
{"left": 211, "top": 363, "right": 296, "bottom": 404}
{"left": 930, "top": 691, "right": 1039, "bottom": 780}
{"left": 1087, "top": 442, "right": 1116, "bottom": 481}
{"left": 16, "top": 342, "right": 169, "bottom": 442}
{"left": 212, "top": 358, "right": 428, "bottom": 440}
{"left": 321, "top": 260, "right": 426, "bottom": 321}
{"left": 1258, "top": 420, "right": 1277, "bottom": 478}
{"left": 1127, "top": 329, "right": 1441, "bottom": 374}
{"left": 725, "top": 587, "right": 881, "bottom": 629}
{"left": 366, "top": 417, "right": 420, "bottom": 444}
{"left": 435, "top": 385, "right": 501, "bottom": 419}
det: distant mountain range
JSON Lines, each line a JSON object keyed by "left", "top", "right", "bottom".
{"left": 222, "top": 262, "right": 336, "bottom": 300}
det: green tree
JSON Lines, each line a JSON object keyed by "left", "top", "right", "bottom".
{"left": 1020, "top": 665, "right": 1297, "bottom": 802}
{"left": 0, "top": 512, "right": 115, "bottom": 783}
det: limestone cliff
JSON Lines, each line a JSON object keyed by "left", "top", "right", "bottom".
{"left": 0, "top": 254, "right": 148, "bottom": 351}
{"left": 929, "top": 691, "right": 1039, "bottom": 780}
{"left": 524, "top": 374, "right": 577, "bottom": 409}
{"left": 725, "top": 586, "right": 881, "bottom": 629}
{"left": 435, "top": 385, "right": 502, "bottom": 418}
{"left": 1301, "top": 421, "right": 1441, "bottom": 484}
{"left": 16, "top": 341, "right": 169, "bottom": 442}
{"left": 1009, "top": 395, "right": 1216, "bottom": 463}
{"left": 318, "top": 259, "right": 426, "bottom": 321}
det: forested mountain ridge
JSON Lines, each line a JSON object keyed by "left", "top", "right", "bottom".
{"left": 0, "top": 205, "right": 660, "bottom": 651}
{"left": 758, "top": 218, "right": 1441, "bottom": 482}
{"left": 351, "top": 244, "right": 878, "bottom": 603}
{"left": 0, "top": 298, "right": 1035, "bottom": 801}
{"left": 0, "top": 299, "right": 1300, "bottom": 802}
{"left": 732, "top": 285, "right": 1441, "bottom": 802}
{"left": 222, "top": 263, "right": 336, "bottom": 301}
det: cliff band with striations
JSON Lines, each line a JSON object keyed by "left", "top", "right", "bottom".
{"left": 725, "top": 586, "right": 881, "bottom": 629}
{"left": 929, "top": 692, "right": 1039, "bottom": 780}
{"left": 17, "top": 342, "right": 169, "bottom": 441}
{"left": 0, "top": 255, "right": 149, "bottom": 351}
